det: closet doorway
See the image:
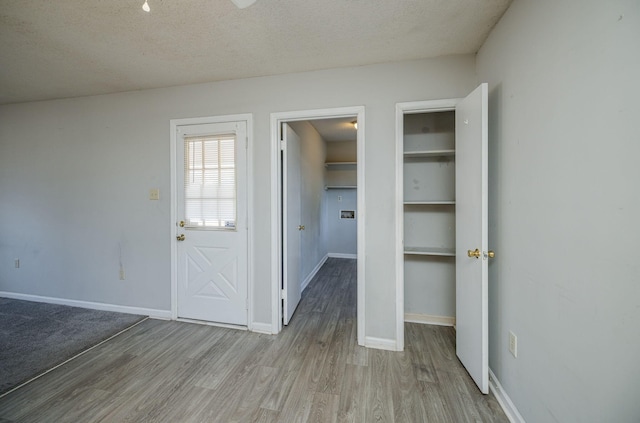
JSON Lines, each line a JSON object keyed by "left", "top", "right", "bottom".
{"left": 395, "top": 84, "right": 490, "bottom": 393}
{"left": 270, "top": 107, "right": 365, "bottom": 344}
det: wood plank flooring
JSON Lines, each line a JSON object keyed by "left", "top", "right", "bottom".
{"left": 0, "top": 258, "right": 508, "bottom": 422}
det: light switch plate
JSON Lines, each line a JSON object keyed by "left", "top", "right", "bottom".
{"left": 509, "top": 331, "right": 518, "bottom": 358}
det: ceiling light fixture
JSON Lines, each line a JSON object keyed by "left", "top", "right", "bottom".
{"left": 141, "top": 0, "right": 254, "bottom": 13}
{"left": 352, "top": 121, "right": 358, "bottom": 130}
{"left": 230, "top": 0, "right": 258, "bottom": 8}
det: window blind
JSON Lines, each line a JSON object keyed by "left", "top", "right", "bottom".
{"left": 184, "top": 134, "right": 236, "bottom": 229}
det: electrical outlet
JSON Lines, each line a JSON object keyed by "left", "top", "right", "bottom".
{"left": 14, "top": 259, "right": 20, "bottom": 268}
{"left": 338, "top": 195, "right": 342, "bottom": 202}
{"left": 149, "top": 188, "right": 160, "bottom": 200}
{"left": 119, "top": 269, "right": 125, "bottom": 280}
{"left": 509, "top": 331, "right": 518, "bottom": 358}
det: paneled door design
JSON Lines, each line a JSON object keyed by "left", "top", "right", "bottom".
{"left": 176, "top": 121, "right": 248, "bottom": 325}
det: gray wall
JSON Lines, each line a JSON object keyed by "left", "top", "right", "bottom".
{"left": 477, "top": 0, "right": 640, "bottom": 421}
{"left": 287, "top": 121, "right": 328, "bottom": 281}
{"left": 0, "top": 56, "right": 478, "bottom": 340}
{"left": 325, "top": 141, "right": 357, "bottom": 256}
{"left": 325, "top": 140, "right": 356, "bottom": 164}
{"left": 325, "top": 189, "right": 357, "bottom": 256}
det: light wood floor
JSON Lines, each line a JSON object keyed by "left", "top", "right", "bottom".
{"left": 0, "top": 258, "right": 508, "bottom": 422}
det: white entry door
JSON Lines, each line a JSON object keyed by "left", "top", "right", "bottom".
{"left": 176, "top": 121, "right": 248, "bottom": 325}
{"left": 282, "top": 123, "right": 302, "bottom": 325}
{"left": 455, "top": 83, "right": 489, "bottom": 393}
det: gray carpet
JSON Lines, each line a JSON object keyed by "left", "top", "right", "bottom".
{"left": 0, "top": 297, "right": 146, "bottom": 395}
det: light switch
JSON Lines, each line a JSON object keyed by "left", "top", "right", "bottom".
{"left": 149, "top": 188, "right": 160, "bottom": 200}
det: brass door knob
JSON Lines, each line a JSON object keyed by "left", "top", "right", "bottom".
{"left": 176, "top": 234, "right": 185, "bottom": 241}
{"left": 467, "top": 248, "right": 481, "bottom": 258}
{"left": 487, "top": 250, "right": 495, "bottom": 258}
{"left": 179, "top": 220, "right": 185, "bottom": 227}
{"left": 298, "top": 225, "right": 305, "bottom": 231}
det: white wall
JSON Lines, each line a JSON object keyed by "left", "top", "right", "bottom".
{"left": 0, "top": 55, "right": 478, "bottom": 340}
{"left": 477, "top": 1, "right": 640, "bottom": 421}
{"left": 287, "top": 121, "right": 328, "bottom": 280}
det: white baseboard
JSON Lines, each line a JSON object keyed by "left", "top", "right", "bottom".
{"left": 327, "top": 253, "right": 357, "bottom": 259}
{"left": 404, "top": 313, "right": 455, "bottom": 327}
{"left": 301, "top": 254, "right": 329, "bottom": 292}
{"left": 489, "top": 369, "right": 526, "bottom": 423}
{"left": 250, "top": 322, "right": 275, "bottom": 334}
{"left": 0, "top": 291, "right": 171, "bottom": 320}
{"left": 364, "top": 336, "right": 400, "bottom": 351}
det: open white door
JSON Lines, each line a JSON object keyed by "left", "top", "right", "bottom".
{"left": 282, "top": 123, "right": 302, "bottom": 325}
{"left": 176, "top": 121, "right": 248, "bottom": 325}
{"left": 455, "top": 83, "right": 489, "bottom": 393}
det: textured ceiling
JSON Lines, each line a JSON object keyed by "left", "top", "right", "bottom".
{"left": 0, "top": 0, "right": 512, "bottom": 105}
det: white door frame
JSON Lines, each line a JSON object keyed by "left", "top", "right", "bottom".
{"left": 270, "top": 106, "right": 365, "bottom": 344}
{"left": 170, "top": 113, "right": 254, "bottom": 329}
{"left": 395, "top": 99, "right": 460, "bottom": 351}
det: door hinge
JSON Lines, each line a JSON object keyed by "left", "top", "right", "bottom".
{"left": 281, "top": 289, "right": 286, "bottom": 300}
{"left": 280, "top": 139, "right": 285, "bottom": 151}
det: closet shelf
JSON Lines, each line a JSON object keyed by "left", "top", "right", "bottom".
{"left": 404, "top": 246, "right": 455, "bottom": 257}
{"left": 325, "top": 161, "right": 357, "bottom": 167}
{"left": 325, "top": 185, "right": 357, "bottom": 190}
{"left": 403, "top": 149, "right": 455, "bottom": 158}
{"left": 404, "top": 201, "right": 455, "bottom": 205}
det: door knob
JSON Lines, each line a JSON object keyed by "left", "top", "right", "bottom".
{"left": 179, "top": 220, "right": 185, "bottom": 227}
{"left": 467, "top": 248, "right": 481, "bottom": 258}
{"left": 487, "top": 250, "right": 495, "bottom": 258}
{"left": 176, "top": 234, "right": 185, "bottom": 241}
{"left": 298, "top": 225, "right": 305, "bottom": 231}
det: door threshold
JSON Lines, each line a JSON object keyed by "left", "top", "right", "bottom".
{"left": 176, "top": 318, "right": 248, "bottom": 331}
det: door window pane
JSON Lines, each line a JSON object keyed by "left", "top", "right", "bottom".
{"left": 184, "top": 134, "right": 236, "bottom": 229}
